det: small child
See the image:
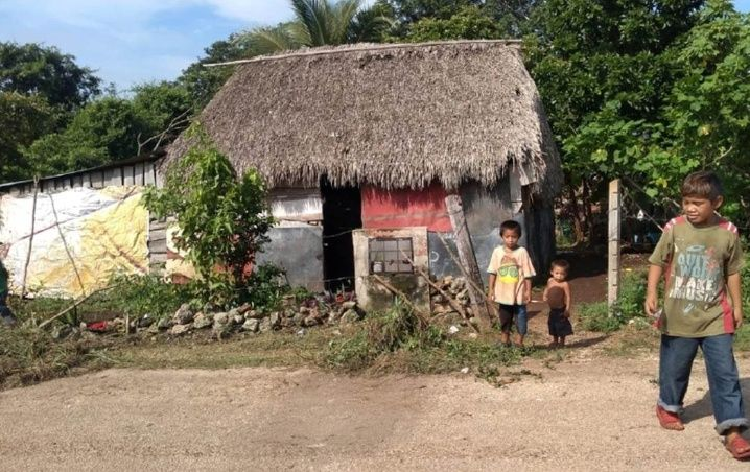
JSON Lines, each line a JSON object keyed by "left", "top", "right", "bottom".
{"left": 543, "top": 259, "right": 572, "bottom": 348}
{"left": 646, "top": 171, "right": 749, "bottom": 460}
{"left": 487, "top": 220, "right": 536, "bottom": 348}
{"left": 0, "top": 243, "right": 16, "bottom": 327}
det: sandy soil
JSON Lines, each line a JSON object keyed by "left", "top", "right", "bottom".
{"left": 2, "top": 351, "right": 750, "bottom": 471}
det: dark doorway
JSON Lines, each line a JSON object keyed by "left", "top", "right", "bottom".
{"left": 321, "top": 176, "right": 361, "bottom": 292}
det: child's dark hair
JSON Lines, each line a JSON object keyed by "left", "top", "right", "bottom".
{"left": 500, "top": 219, "right": 521, "bottom": 236}
{"left": 681, "top": 170, "right": 724, "bottom": 200}
{"left": 550, "top": 259, "right": 570, "bottom": 273}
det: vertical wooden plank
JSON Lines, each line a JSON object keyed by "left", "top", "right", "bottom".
{"left": 144, "top": 163, "right": 155, "bottom": 185}
{"left": 135, "top": 163, "right": 144, "bottom": 186}
{"left": 608, "top": 179, "right": 621, "bottom": 308}
{"left": 445, "top": 194, "right": 491, "bottom": 330}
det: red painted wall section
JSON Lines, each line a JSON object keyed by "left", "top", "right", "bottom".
{"left": 361, "top": 183, "right": 452, "bottom": 231}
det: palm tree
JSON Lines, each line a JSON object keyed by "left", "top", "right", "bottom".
{"left": 237, "top": 0, "right": 394, "bottom": 56}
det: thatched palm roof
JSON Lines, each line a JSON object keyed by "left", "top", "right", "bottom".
{"left": 166, "top": 40, "right": 561, "bottom": 200}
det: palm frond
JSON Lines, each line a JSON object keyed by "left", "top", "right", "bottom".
{"left": 235, "top": 24, "right": 301, "bottom": 55}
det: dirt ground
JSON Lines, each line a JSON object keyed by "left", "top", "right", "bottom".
{"left": 3, "top": 351, "right": 750, "bottom": 471}
{"left": 5, "top": 252, "right": 750, "bottom": 470}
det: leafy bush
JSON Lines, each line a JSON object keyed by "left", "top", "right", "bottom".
{"left": 579, "top": 271, "right": 649, "bottom": 333}
{"left": 143, "top": 123, "right": 274, "bottom": 308}
{"left": 578, "top": 302, "right": 623, "bottom": 333}
{"left": 108, "top": 274, "right": 191, "bottom": 320}
{"left": 613, "top": 271, "right": 648, "bottom": 319}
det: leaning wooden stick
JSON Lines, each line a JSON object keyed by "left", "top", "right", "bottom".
{"left": 38, "top": 285, "right": 119, "bottom": 330}
{"left": 371, "top": 274, "right": 430, "bottom": 329}
{"left": 414, "top": 266, "right": 479, "bottom": 333}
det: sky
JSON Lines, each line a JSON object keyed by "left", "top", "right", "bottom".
{"left": 0, "top": 0, "right": 749, "bottom": 93}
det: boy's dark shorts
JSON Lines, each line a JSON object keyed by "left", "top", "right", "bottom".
{"left": 548, "top": 308, "right": 573, "bottom": 337}
{"left": 496, "top": 304, "right": 528, "bottom": 335}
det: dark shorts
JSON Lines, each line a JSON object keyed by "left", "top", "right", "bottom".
{"left": 548, "top": 308, "right": 573, "bottom": 337}
{"left": 496, "top": 304, "right": 528, "bottom": 335}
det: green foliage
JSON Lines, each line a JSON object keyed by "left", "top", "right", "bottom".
{"left": 0, "top": 42, "right": 100, "bottom": 112}
{"left": 178, "top": 35, "right": 252, "bottom": 111}
{"left": 578, "top": 302, "right": 622, "bottom": 332}
{"left": 132, "top": 81, "right": 192, "bottom": 140}
{"left": 324, "top": 299, "right": 526, "bottom": 374}
{"left": 23, "top": 97, "right": 150, "bottom": 175}
{"left": 0, "top": 92, "right": 55, "bottom": 181}
{"left": 527, "top": 0, "right": 750, "bottom": 230}
{"left": 107, "top": 274, "right": 191, "bottom": 320}
{"left": 244, "top": 263, "right": 289, "bottom": 311}
{"left": 403, "top": 6, "right": 507, "bottom": 42}
{"left": 235, "top": 0, "right": 395, "bottom": 55}
{"left": 0, "top": 326, "right": 91, "bottom": 388}
{"left": 143, "top": 124, "right": 274, "bottom": 307}
{"left": 579, "top": 271, "right": 649, "bottom": 332}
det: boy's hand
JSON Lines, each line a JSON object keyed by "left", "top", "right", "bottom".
{"left": 734, "top": 308, "right": 744, "bottom": 329}
{"left": 487, "top": 292, "right": 494, "bottom": 302}
{"left": 645, "top": 293, "right": 659, "bottom": 316}
{"left": 523, "top": 291, "right": 531, "bottom": 304}
{"left": 564, "top": 310, "right": 570, "bottom": 318}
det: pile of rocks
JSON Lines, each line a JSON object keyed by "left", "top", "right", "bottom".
{"left": 131, "top": 296, "right": 364, "bottom": 338}
{"left": 430, "top": 276, "right": 472, "bottom": 326}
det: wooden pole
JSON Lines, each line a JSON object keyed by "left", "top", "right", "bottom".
{"left": 444, "top": 194, "right": 491, "bottom": 329}
{"left": 21, "top": 175, "right": 40, "bottom": 298}
{"left": 608, "top": 179, "right": 621, "bottom": 308}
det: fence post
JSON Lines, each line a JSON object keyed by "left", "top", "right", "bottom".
{"left": 608, "top": 179, "right": 621, "bottom": 308}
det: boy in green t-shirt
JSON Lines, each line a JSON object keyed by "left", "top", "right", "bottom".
{"left": 646, "top": 171, "right": 749, "bottom": 460}
{"left": 0, "top": 243, "right": 17, "bottom": 327}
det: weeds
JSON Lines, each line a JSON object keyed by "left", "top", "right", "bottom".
{"left": 0, "top": 325, "right": 111, "bottom": 389}
{"left": 324, "top": 299, "right": 532, "bottom": 378}
{"left": 579, "top": 271, "right": 649, "bottom": 333}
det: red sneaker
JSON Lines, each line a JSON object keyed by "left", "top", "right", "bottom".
{"left": 656, "top": 405, "right": 684, "bottom": 430}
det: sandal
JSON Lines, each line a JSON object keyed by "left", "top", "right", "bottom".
{"left": 725, "top": 435, "right": 750, "bottom": 460}
{"left": 656, "top": 405, "right": 684, "bottom": 431}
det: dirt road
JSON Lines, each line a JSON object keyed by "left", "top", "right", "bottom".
{"left": 2, "top": 350, "right": 750, "bottom": 471}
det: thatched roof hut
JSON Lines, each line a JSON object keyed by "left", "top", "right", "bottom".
{"left": 166, "top": 40, "right": 561, "bottom": 200}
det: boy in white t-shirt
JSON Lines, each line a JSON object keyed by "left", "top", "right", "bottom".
{"left": 487, "top": 220, "right": 536, "bottom": 348}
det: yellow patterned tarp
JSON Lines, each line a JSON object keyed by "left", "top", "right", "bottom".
{"left": 0, "top": 187, "right": 148, "bottom": 298}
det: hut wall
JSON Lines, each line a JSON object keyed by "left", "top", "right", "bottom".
{"left": 352, "top": 227, "right": 429, "bottom": 312}
{"left": 258, "top": 188, "right": 324, "bottom": 290}
{"left": 360, "top": 183, "right": 451, "bottom": 231}
{"left": 428, "top": 180, "right": 518, "bottom": 283}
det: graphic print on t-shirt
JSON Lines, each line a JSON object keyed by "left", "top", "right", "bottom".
{"left": 498, "top": 255, "right": 519, "bottom": 285}
{"left": 668, "top": 243, "right": 721, "bottom": 304}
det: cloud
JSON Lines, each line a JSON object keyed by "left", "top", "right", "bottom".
{"left": 204, "top": 0, "right": 294, "bottom": 24}
{"left": 0, "top": 0, "right": 297, "bottom": 89}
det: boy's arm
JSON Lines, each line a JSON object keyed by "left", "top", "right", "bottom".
{"left": 727, "top": 272, "right": 743, "bottom": 329}
{"left": 487, "top": 274, "right": 496, "bottom": 302}
{"left": 645, "top": 264, "right": 662, "bottom": 316}
{"left": 523, "top": 278, "right": 532, "bottom": 304}
{"left": 542, "top": 280, "right": 549, "bottom": 302}
{"left": 563, "top": 282, "right": 571, "bottom": 316}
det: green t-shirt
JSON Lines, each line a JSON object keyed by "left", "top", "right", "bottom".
{"left": 0, "top": 261, "right": 7, "bottom": 294}
{"left": 649, "top": 216, "right": 744, "bottom": 337}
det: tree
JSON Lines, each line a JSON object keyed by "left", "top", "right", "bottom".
{"left": 236, "top": 0, "right": 395, "bottom": 55}
{"left": 24, "top": 97, "right": 151, "bottom": 175}
{"left": 0, "top": 42, "right": 100, "bottom": 113}
{"left": 402, "top": 5, "right": 508, "bottom": 42}
{"left": 0, "top": 92, "right": 55, "bottom": 181}
{"left": 386, "top": 0, "right": 534, "bottom": 38}
{"left": 143, "top": 125, "right": 274, "bottom": 307}
{"left": 524, "top": 0, "right": 708, "bottom": 243}
{"left": 132, "top": 81, "right": 193, "bottom": 151}
{"left": 178, "top": 35, "right": 252, "bottom": 111}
